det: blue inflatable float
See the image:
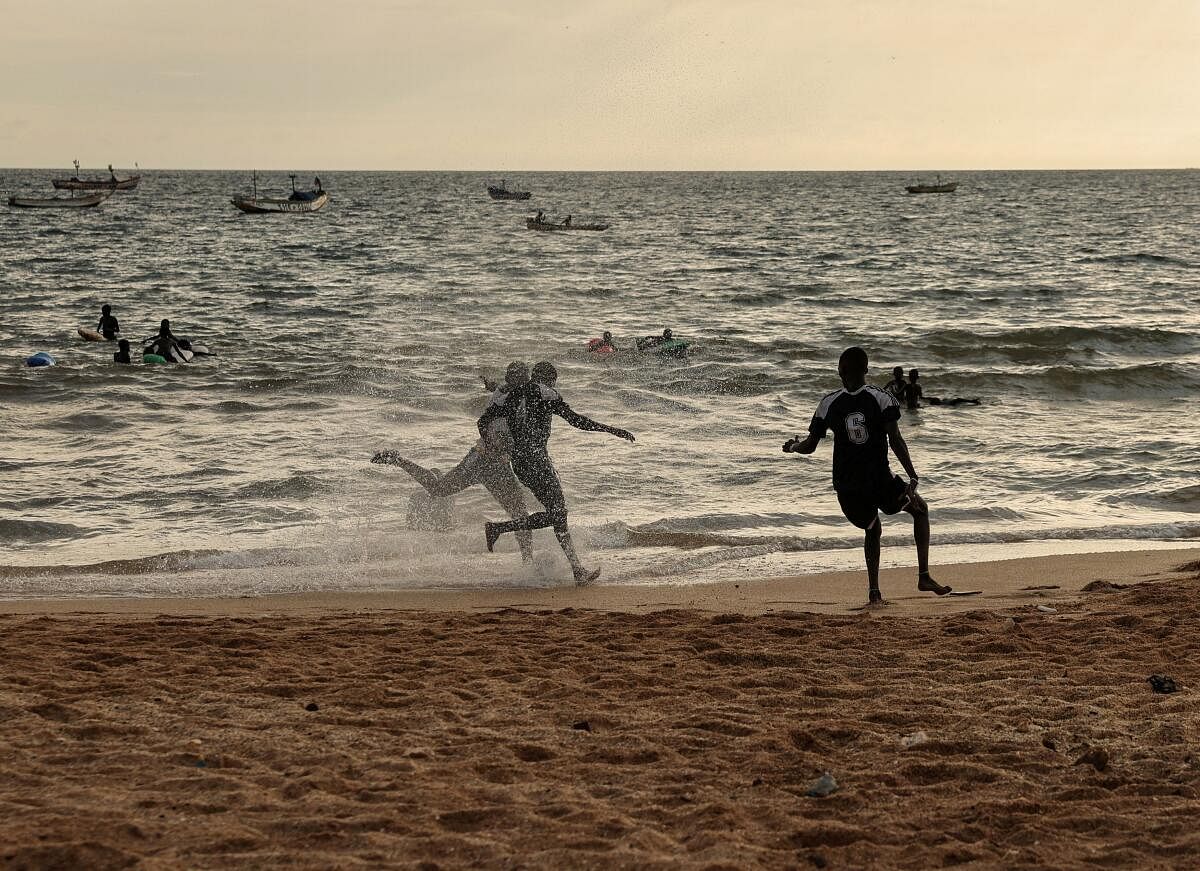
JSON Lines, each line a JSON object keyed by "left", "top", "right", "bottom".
{"left": 25, "top": 352, "right": 56, "bottom": 368}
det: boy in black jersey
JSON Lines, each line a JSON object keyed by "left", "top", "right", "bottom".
{"left": 477, "top": 361, "right": 635, "bottom": 585}
{"left": 784, "top": 347, "right": 952, "bottom": 605}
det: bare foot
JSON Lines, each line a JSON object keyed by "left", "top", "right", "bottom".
{"left": 918, "top": 574, "right": 952, "bottom": 596}
{"left": 574, "top": 567, "right": 601, "bottom": 586}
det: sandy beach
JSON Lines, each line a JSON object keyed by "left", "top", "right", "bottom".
{"left": 2, "top": 547, "right": 1198, "bottom": 869}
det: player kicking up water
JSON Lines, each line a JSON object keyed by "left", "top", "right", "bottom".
{"left": 477, "top": 361, "right": 635, "bottom": 585}
{"left": 783, "top": 346, "right": 953, "bottom": 607}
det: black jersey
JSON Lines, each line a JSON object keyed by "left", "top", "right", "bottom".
{"left": 808, "top": 385, "right": 901, "bottom": 490}
{"left": 477, "top": 382, "right": 610, "bottom": 459}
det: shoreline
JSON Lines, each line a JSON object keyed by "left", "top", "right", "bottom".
{"left": 2, "top": 546, "right": 1196, "bottom": 617}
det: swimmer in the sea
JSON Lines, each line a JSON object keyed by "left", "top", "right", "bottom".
{"left": 145, "top": 319, "right": 183, "bottom": 361}
{"left": 907, "top": 369, "right": 980, "bottom": 408}
{"left": 113, "top": 339, "right": 131, "bottom": 364}
{"left": 588, "top": 331, "right": 617, "bottom": 353}
{"left": 636, "top": 327, "right": 673, "bottom": 351}
{"left": 783, "top": 346, "right": 953, "bottom": 607}
{"left": 97, "top": 304, "right": 120, "bottom": 340}
{"left": 478, "top": 361, "right": 634, "bottom": 585}
{"left": 374, "top": 361, "right": 534, "bottom": 562}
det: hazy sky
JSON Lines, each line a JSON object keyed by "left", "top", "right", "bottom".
{"left": 1, "top": 0, "right": 1196, "bottom": 170}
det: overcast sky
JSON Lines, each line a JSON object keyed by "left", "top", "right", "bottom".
{"left": 1, "top": 0, "right": 1195, "bottom": 170}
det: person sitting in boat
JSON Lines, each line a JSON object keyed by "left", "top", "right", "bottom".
{"left": 313, "top": 176, "right": 322, "bottom": 192}
{"left": 146, "top": 319, "right": 184, "bottom": 362}
{"left": 587, "top": 331, "right": 617, "bottom": 353}
{"left": 113, "top": 339, "right": 132, "bottom": 364}
{"left": 562, "top": 215, "right": 572, "bottom": 228}
{"left": 533, "top": 210, "right": 546, "bottom": 224}
{"left": 636, "top": 328, "right": 673, "bottom": 351}
{"left": 97, "top": 304, "right": 120, "bottom": 340}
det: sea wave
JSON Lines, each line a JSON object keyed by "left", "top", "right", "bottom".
{"left": 0, "top": 519, "right": 90, "bottom": 544}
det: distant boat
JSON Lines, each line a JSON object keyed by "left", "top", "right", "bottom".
{"left": 231, "top": 172, "right": 329, "bottom": 214}
{"left": 906, "top": 175, "right": 958, "bottom": 194}
{"left": 526, "top": 215, "right": 608, "bottom": 232}
{"left": 8, "top": 190, "right": 112, "bottom": 209}
{"left": 52, "top": 161, "right": 140, "bottom": 191}
{"left": 488, "top": 180, "right": 531, "bottom": 200}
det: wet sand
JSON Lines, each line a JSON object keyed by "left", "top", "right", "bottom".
{"left": 1, "top": 548, "right": 1198, "bottom": 869}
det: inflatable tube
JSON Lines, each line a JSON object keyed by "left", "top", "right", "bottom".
{"left": 142, "top": 353, "right": 168, "bottom": 364}
{"left": 654, "top": 338, "right": 690, "bottom": 357}
{"left": 142, "top": 345, "right": 192, "bottom": 363}
{"left": 78, "top": 328, "right": 108, "bottom": 342}
{"left": 635, "top": 337, "right": 690, "bottom": 357}
{"left": 586, "top": 337, "right": 616, "bottom": 356}
{"left": 25, "top": 352, "right": 56, "bottom": 367}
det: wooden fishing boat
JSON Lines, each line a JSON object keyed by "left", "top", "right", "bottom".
{"left": 487, "top": 180, "right": 531, "bottom": 200}
{"left": 52, "top": 161, "right": 140, "bottom": 191}
{"left": 905, "top": 175, "right": 958, "bottom": 194}
{"left": 526, "top": 216, "right": 609, "bottom": 232}
{"left": 231, "top": 172, "right": 329, "bottom": 214}
{"left": 8, "top": 190, "right": 111, "bottom": 209}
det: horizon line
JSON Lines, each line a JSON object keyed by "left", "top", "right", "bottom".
{"left": 2, "top": 165, "right": 1197, "bottom": 174}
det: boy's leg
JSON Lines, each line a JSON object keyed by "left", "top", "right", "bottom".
{"left": 481, "top": 471, "right": 534, "bottom": 563}
{"left": 865, "top": 519, "right": 883, "bottom": 602}
{"left": 904, "top": 489, "right": 951, "bottom": 595}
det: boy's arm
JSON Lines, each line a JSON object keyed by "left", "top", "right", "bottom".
{"left": 783, "top": 433, "right": 820, "bottom": 454}
{"left": 784, "top": 408, "right": 828, "bottom": 454}
{"left": 550, "top": 398, "right": 634, "bottom": 441}
{"left": 477, "top": 403, "right": 503, "bottom": 439}
{"left": 885, "top": 420, "right": 919, "bottom": 484}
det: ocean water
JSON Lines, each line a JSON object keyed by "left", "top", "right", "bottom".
{"left": 1, "top": 169, "right": 1198, "bottom": 597}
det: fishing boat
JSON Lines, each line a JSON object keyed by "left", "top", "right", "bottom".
{"left": 526, "top": 215, "right": 609, "bottom": 232}
{"left": 231, "top": 172, "right": 329, "bottom": 214}
{"left": 905, "top": 175, "right": 958, "bottom": 194}
{"left": 487, "top": 180, "right": 531, "bottom": 200}
{"left": 8, "top": 190, "right": 112, "bottom": 209}
{"left": 52, "top": 161, "right": 141, "bottom": 191}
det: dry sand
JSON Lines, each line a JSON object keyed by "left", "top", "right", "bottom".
{"left": 1, "top": 548, "right": 1198, "bottom": 869}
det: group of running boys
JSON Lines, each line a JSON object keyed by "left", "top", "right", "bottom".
{"left": 373, "top": 346, "right": 953, "bottom": 605}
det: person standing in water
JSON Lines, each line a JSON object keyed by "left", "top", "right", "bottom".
{"left": 97, "top": 304, "right": 120, "bottom": 340}
{"left": 372, "top": 361, "right": 535, "bottom": 563}
{"left": 477, "top": 361, "right": 634, "bottom": 585}
{"left": 783, "top": 346, "right": 952, "bottom": 606}
{"left": 113, "top": 339, "right": 131, "bottom": 364}
{"left": 146, "top": 319, "right": 184, "bottom": 361}
{"left": 883, "top": 366, "right": 907, "bottom": 402}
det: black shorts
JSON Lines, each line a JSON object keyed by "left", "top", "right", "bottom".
{"left": 836, "top": 475, "right": 909, "bottom": 530}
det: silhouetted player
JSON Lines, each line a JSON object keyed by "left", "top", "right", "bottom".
{"left": 784, "top": 346, "right": 952, "bottom": 606}
{"left": 373, "top": 361, "right": 534, "bottom": 562}
{"left": 477, "top": 361, "right": 634, "bottom": 585}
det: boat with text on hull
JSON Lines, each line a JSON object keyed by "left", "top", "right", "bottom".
{"left": 52, "top": 160, "right": 140, "bottom": 191}
{"left": 231, "top": 172, "right": 329, "bottom": 214}
{"left": 8, "top": 190, "right": 112, "bottom": 209}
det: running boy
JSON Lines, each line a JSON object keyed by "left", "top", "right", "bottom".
{"left": 783, "top": 346, "right": 952, "bottom": 605}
